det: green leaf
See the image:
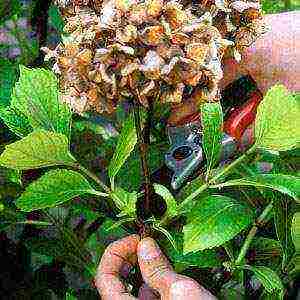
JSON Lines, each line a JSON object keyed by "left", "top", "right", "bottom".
{"left": 242, "top": 265, "right": 283, "bottom": 294}
{"left": 0, "top": 130, "right": 76, "bottom": 170}
{"left": 66, "top": 292, "right": 78, "bottom": 300}
{"left": 255, "top": 85, "right": 300, "bottom": 151}
{"left": 274, "top": 198, "right": 295, "bottom": 268}
{"left": 177, "top": 177, "right": 209, "bottom": 214}
{"left": 110, "top": 187, "right": 137, "bottom": 217}
{"left": 249, "top": 237, "right": 283, "bottom": 270}
{"left": 0, "top": 167, "right": 22, "bottom": 185}
{"left": 11, "top": 66, "right": 71, "bottom": 137}
{"left": 0, "top": 0, "right": 21, "bottom": 25}
{"left": 291, "top": 212, "right": 300, "bottom": 253}
{"left": 0, "top": 58, "right": 18, "bottom": 108}
{"left": 158, "top": 231, "right": 222, "bottom": 272}
{"left": 201, "top": 102, "right": 223, "bottom": 175}
{"left": 16, "top": 169, "right": 97, "bottom": 212}
{"left": 220, "top": 281, "right": 245, "bottom": 300}
{"left": 0, "top": 106, "right": 32, "bottom": 137}
{"left": 153, "top": 183, "right": 177, "bottom": 219}
{"left": 212, "top": 174, "right": 300, "bottom": 202}
{"left": 49, "top": 5, "right": 65, "bottom": 34}
{"left": 30, "top": 252, "right": 53, "bottom": 272}
{"left": 183, "top": 195, "right": 254, "bottom": 254}
{"left": 153, "top": 224, "right": 179, "bottom": 252}
{"left": 117, "top": 142, "right": 168, "bottom": 191}
{"left": 108, "top": 114, "right": 137, "bottom": 181}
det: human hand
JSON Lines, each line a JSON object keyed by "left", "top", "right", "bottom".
{"left": 220, "top": 11, "right": 300, "bottom": 93}
{"left": 168, "top": 12, "right": 300, "bottom": 125}
{"left": 95, "top": 235, "right": 217, "bottom": 300}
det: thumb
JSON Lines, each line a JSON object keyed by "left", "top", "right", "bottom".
{"left": 137, "top": 237, "right": 176, "bottom": 296}
{"left": 137, "top": 238, "right": 217, "bottom": 299}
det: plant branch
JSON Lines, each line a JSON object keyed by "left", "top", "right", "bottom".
{"left": 212, "top": 145, "right": 257, "bottom": 183}
{"left": 235, "top": 201, "right": 274, "bottom": 266}
{"left": 132, "top": 99, "right": 151, "bottom": 216}
{"left": 165, "top": 145, "right": 258, "bottom": 224}
{"left": 129, "top": 77, "right": 152, "bottom": 222}
{"left": 75, "top": 163, "right": 111, "bottom": 194}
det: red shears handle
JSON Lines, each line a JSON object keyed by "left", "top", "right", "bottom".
{"left": 223, "top": 90, "right": 263, "bottom": 141}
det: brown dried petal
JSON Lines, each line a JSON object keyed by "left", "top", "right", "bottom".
{"left": 62, "top": 92, "right": 88, "bottom": 114}
{"left": 141, "top": 25, "right": 166, "bottom": 46}
{"left": 171, "top": 32, "right": 190, "bottom": 45}
{"left": 140, "top": 50, "right": 164, "bottom": 80}
{"left": 116, "top": 24, "right": 137, "bottom": 43}
{"left": 235, "top": 27, "right": 256, "bottom": 48}
{"left": 146, "top": 0, "right": 163, "bottom": 18}
{"left": 162, "top": 57, "right": 199, "bottom": 85}
{"left": 109, "top": 43, "right": 135, "bottom": 56}
{"left": 64, "top": 16, "right": 80, "bottom": 33}
{"left": 160, "top": 83, "right": 184, "bottom": 103}
{"left": 127, "top": 4, "right": 148, "bottom": 24}
{"left": 163, "top": 2, "right": 187, "bottom": 30}
{"left": 156, "top": 44, "right": 184, "bottom": 60}
{"left": 115, "top": 0, "right": 137, "bottom": 12}
{"left": 121, "top": 62, "right": 140, "bottom": 76}
{"left": 184, "top": 71, "right": 203, "bottom": 86}
{"left": 230, "top": 1, "right": 260, "bottom": 13}
{"left": 89, "top": 70, "right": 103, "bottom": 83}
{"left": 76, "top": 48, "right": 93, "bottom": 65}
{"left": 185, "top": 42, "right": 209, "bottom": 64}
{"left": 99, "top": 63, "right": 114, "bottom": 84}
{"left": 140, "top": 80, "right": 156, "bottom": 96}
{"left": 215, "top": 0, "right": 230, "bottom": 12}
{"left": 87, "top": 87, "right": 99, "bottom": 107}
{"left": 191, "top": 24, "right": 221, "bottom": 44}
{"left": 99, "top": 0, "right": 117, "bottom": 27}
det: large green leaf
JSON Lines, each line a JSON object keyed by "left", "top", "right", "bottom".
{"left": 108, "top": 114, "right": 137, "bottom": 181}
{"left": 201, "top": 102, "right": 223, "bottom": 175}
{"left": 242, "top": 265, "right": 283, "bottom": 294}
{"left": 0, "top": 130, "right": 76, "bottom": 170}
{"left": 291, "top": 212, "right": 300, "bottom": 253}
{"left": 16, "top": 169, "right": 97, "bottom": 212}
{"left": 212, "top": 174, "right": 300, "bottom": 202}
{"left": 0, "top": 106, "right": 32, "bottom": 137}
{"left": 153, "top": 183, "right": 177, "bottom": 219}
{"left": 110, "top": 187, "right": 137, "bottom": 217}
{"left": 255, "top": 85, "right": 300, "bottom": 151}
{"left": 183, "top": 195, "right": 254, "bottom": 254}
{"left": 11, "top": 66, "right": 71, "bottom": 137}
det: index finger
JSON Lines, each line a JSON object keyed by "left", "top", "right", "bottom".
{"left": 95, "top": 234, "right": 140, "bottom": 300}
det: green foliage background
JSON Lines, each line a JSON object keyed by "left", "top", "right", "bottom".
{"left": 0, "top": 1, "right": 299, "bottom": 300}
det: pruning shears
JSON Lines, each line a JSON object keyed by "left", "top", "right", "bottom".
{"left": 165, "top": 75, "right": 263, "bottom": 190}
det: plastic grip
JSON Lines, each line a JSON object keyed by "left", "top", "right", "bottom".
{"left": 223, "top": 91, "right": 262, "bottom": 140}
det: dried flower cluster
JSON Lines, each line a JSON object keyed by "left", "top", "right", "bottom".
{"left": 44, "top": 0, "right": 266, "bottom": 114}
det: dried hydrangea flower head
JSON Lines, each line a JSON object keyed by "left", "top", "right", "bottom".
{"left": 44, "top": 0, "right": 266, "bottom": 114}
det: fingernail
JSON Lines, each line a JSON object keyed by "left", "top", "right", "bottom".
{"left": 139, "top": 238, "right": 161, "bottom": 260}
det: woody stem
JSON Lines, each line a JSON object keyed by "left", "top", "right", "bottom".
{"left": 132, "top": 95, "right": 152, "bottom": 222}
